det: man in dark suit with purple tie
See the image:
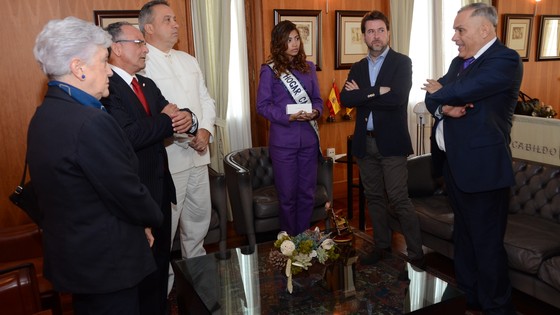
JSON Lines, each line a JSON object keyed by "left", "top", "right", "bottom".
{"left": 100, "top": 21, "right": 197, "bottom": 315}
{"left": 424, "top": 3, "right": 522, "bottom": 314}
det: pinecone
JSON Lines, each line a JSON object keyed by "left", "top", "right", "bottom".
{"left": 268, "top": 250, "right": 288, "bottom": 271}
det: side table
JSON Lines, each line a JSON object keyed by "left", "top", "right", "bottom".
{"left": 334, "top": 135, "right": 366, "bottom": 230}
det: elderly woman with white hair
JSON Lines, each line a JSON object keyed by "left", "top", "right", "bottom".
{"left": 28, "top": 16, "right": 163, "bottom": 314}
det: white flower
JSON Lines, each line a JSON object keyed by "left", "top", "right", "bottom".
{"left": 310, "top": 250, "right": 317, "bottom": 258}
{"left": 321, "top": 238, "right": 335, "bottom": 250}
{"left": 280, "top": 240, "right": 296, "bottom": 256}
{"left": 292, "top": 253, "right": 313, "bottom": 269}
{"left": 316, "top": 248, "right": 328, "bottom": 264}
{"left": 277, "top": 231, "right": 289, "bottom": 240}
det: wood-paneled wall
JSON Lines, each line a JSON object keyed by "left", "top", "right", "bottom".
{"left": 1, "top": 0, "right": 558, "bottom": 227}
{"left": 249, "top": 0, "right": 389, "bottom": 199}
{"left": 251, "top": 0, "right": 389, "bottom": 144}
{"left": 496, "top": 0, "right": 560, "bottom": 113}
{"left": 0, "top": 0, "right": 193, "bottom": 228}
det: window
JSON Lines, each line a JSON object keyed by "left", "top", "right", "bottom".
{"left": 407, "top": 0, "right": 462, "bottom": 155}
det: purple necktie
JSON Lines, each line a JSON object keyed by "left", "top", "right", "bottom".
{"left": 463, "top": 57, "right": 475, "bottom": 70}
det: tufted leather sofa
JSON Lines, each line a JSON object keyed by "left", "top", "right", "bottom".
{"left": 224, "top": 147, "right": 333, "bottom": 248}
{"left": 404, "top": 154, "right": 560, "bottom": 309}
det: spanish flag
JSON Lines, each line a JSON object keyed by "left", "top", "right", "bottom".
{"left": 326, "top": 82, "right": 342, "bottom": 116}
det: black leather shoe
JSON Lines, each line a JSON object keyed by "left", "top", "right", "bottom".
{"left": 397, "top": 269, "right": 409, "bottom": 281}
{"left": 360, "top": 248, "right": 390, "bottom": 265}
{"left": 409, "top": 256, "right": 426, "bottom": 269}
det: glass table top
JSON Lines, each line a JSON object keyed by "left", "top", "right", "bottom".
{"left": 172, "top": 230, "right": 464, "bottom": 315}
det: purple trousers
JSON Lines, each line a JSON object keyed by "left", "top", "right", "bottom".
{"left": 269, "top": 144, "right": 318, "bottom": 235}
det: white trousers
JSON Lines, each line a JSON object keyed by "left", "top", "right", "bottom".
{"left": 168, "top": 165, "right": 211, "bottom": 293}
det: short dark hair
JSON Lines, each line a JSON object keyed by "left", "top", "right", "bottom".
{"left": 138, "top": 0, "right": 169, "bottom": 33}
{"left": 361, "top": 10, "right": 390, "bottom": 34}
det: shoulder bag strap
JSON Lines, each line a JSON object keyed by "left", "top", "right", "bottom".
{"left": 15, "top": 159, "right": 28, "bottom": 194}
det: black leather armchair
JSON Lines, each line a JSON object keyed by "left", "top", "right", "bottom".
{"left": 224, "top": 147, "right": 333, "bottom": 248}
{"left": 204, "top": 167, "right": 227, "bottom": 257}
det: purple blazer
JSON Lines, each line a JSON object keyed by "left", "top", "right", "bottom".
{"left": 256, "top": 62, "right": 323, "bottom": 148}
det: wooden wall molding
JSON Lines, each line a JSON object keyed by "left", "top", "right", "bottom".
{"left": 1, "top": 0, "right": 558, "bottom": 227}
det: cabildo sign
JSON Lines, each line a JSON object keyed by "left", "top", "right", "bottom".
{"left": 510, "top": 115, "right": 560, "bottom": 166}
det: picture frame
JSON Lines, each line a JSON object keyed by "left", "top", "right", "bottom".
{"left": 93, "top": 10, "right": 140, "bottom": 29}
{"left": 335, "top": 10, "right": 368, "bottom": 70}
{"left": 273, "top": 9, "right": 322, "bottom": 70}
{"left": 536, "top": 15, "right": 560, "bottom": 61}
{"left": 502, "top": 14, "right": 533, "bottom": 61}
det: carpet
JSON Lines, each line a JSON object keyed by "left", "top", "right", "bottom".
{"left": 168, "top": 231, "right": 463, "bottom": 314}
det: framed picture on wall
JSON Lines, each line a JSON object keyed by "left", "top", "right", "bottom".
{"left": 335, "top": 10, "right": 368, "bottom": 69}
{"left": 273, "top": 9, "right": 322, "bottom": 70}
{"left": 93, "top": 10, "right": 140, "bottom": 29}
{"left": 334, "top": 10, "right": 368, "bottom": 69}
{"left": 502, "top": 14, "right": 533, "bottom": 61}
{"left": 536, "top": 15, "right": 560, "bottom": 61}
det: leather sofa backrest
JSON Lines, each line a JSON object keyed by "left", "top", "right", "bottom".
{"left": 230, "top": 147, "right": 274, "bottom": 190}
{"left": 510, "top": 159, "right": 560, "bottom": 223}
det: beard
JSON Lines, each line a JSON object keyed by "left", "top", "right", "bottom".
{"left": 367, "top": 40, "right": 387, "bottom": 54}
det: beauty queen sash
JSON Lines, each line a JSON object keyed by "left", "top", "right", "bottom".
{"left": 267, "top": 63, "right": 320, "bottom": 144}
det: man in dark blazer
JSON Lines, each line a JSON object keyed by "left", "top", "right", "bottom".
{"left": 101, "top": 22, "right": 197, "bottom": 315}
{"left": 423, "top": 3, "right": 522, "bottom": 314}
{"left": 340, "top": 10, "right": 424, "bottom": 272}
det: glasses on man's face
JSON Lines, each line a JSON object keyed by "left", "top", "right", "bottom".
{"left": 115, "top": 39, "right": 147, "bottom": 47}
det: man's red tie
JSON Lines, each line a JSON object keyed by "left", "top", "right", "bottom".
{"left": 131, "top": 78, "right": 151, "bottom": 115}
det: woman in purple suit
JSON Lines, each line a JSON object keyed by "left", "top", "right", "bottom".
{"left": 256, "top": 20, "right": 323, "bottom": 235}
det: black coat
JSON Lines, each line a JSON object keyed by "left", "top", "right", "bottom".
{"left": 340, "top": 48, "right": 414, "bottom": 159}
{"left": 101, "top": 72, "right": 176, "bottom": 208}
{"left": 27, "top": 86, "right": 162, "bottom": 294}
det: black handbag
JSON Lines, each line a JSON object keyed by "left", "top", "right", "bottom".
{"left": 9, "top": 160, "right": 43, "bottom": 227}
{"left": 514, "top": 91, "right": 540, "bottom": 116}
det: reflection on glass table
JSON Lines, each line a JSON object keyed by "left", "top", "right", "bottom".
{"left": 171, "top": 230, "right": 465, "bottom": 315}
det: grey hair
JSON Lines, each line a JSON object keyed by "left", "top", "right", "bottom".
{"left": 33, "top": 16, "right": 112, "bottom": 80}
{"left": 138, "top": 0, "right": 170, "bottom": 33}
{"left": 459, "top": 3, "right": 498, "bottom": 27}
{"left": 105, "top": 21, "right": 133, "bottom": 57}
{"left": 105, "top": 21, "right": 132, "bottom": 41}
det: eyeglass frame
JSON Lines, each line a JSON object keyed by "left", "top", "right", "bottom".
{"left": 115, "top": 39, "right": 147, "bottom": 47}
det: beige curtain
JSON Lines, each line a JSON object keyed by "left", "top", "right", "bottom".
{"left": 390, "top": 0, "right": 414, "bottom": 55}
{"left": 191, "top": 0, "right": 231, "bottom": 172}
{"left": 461, "top": 0, "right": 491, "bottom": 5}
{"left": 227, "top": 0, "right": 252, "bottom": 152}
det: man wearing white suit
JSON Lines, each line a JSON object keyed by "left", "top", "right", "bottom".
{"left": 139, "top": 0, "right": 216, "bottom": 275}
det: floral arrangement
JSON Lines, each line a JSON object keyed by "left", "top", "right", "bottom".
{"left": 532, "top": 102, "right": 557, "bottom": 118}
{"left": 268, "top": 227, "right": 339, "bottom": 293}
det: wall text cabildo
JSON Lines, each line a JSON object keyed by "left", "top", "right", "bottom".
{"left": 510, "top": 141, "right": 560, "bottom": 160}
